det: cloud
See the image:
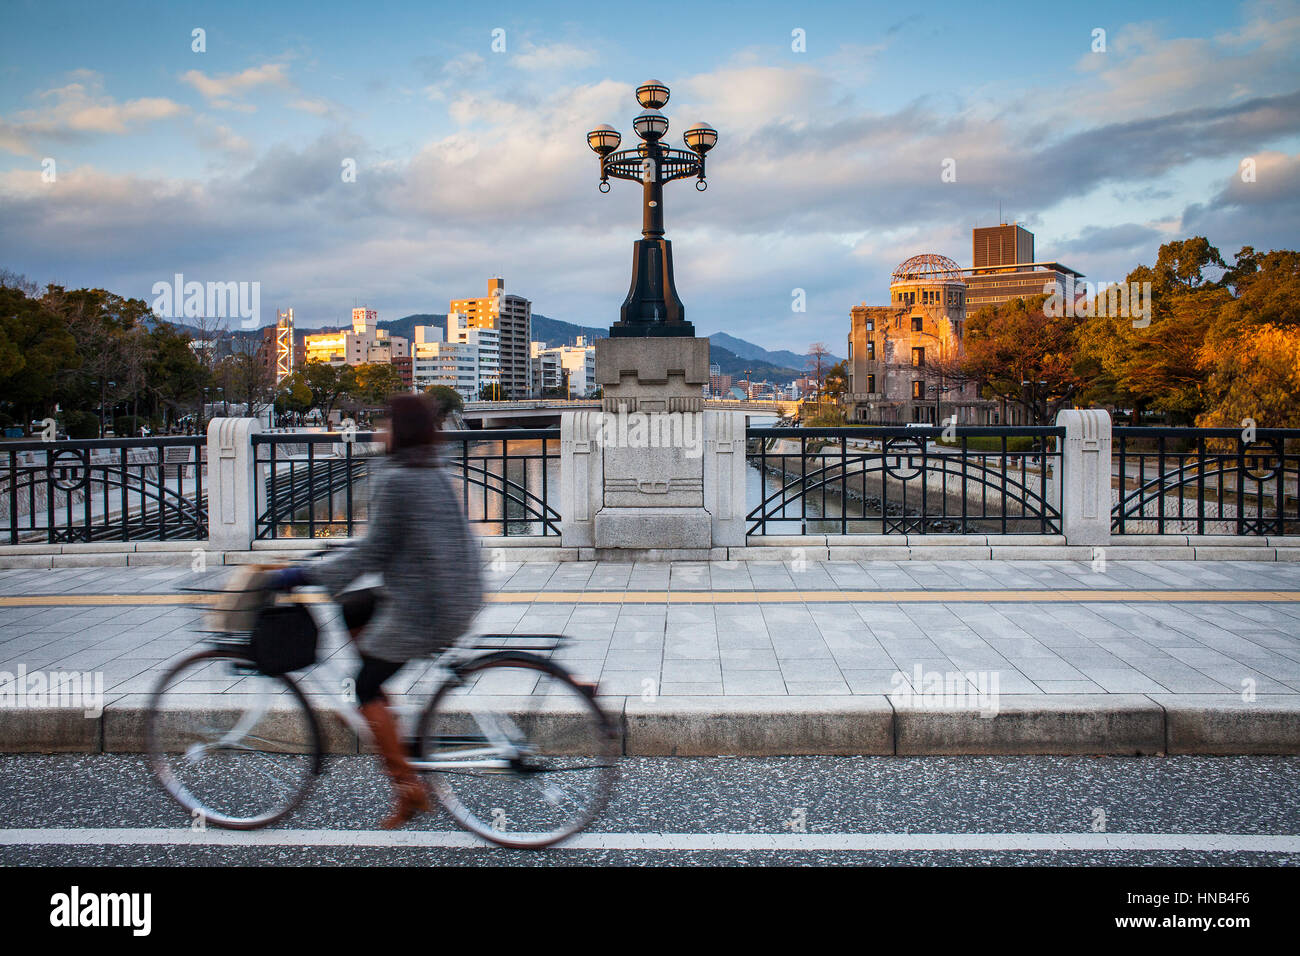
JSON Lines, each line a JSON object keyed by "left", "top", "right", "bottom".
{"left": 180, "top": 63, "right": 291, "bottom": 108}
{"left": 0, "top": 72, "right": 186, "bottom": 155}
{"left": 511, "top": 42, "right": 598, "bottom": 72}
{"left": 1066, "top": 4, "right": 1300, "bottom": 121}
{"left": 3, "top": 11, "right": 1299, "bottom": 351}
{"left": 289, "top": 98, "right": 334, "bottom": 116}
{"left": 1056, "top": 223, "right": 1165, "bottom": 256}
{"left": 1182, "top": 151, "right": 1300, "bottom": 250}
{"left": 422, "top": 52, "right": 487, "bottom": 101}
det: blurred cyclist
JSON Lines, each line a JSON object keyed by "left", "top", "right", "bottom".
{"left": 270, "top": 392, "right": 483, "bottom": 828}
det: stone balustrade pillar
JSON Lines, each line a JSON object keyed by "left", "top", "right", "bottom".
{"left": 206, "top": 417, "right": 263, "bottom": 551}
{"left": 1052, "top": 408, "right": 1112, "bottom": 546}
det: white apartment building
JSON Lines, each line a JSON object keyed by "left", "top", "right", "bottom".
{"left": 448, "top": 312, "right": 501, "bottom": 396}
{"left": 410, "top": 326, "right": 477, "bottom": 399}
{"left": 530, "top": 336, "right": 597, "bottom": 397}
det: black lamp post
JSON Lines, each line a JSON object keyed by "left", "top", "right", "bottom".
{"left": 1020, "top": 379, "right": 1049, "bottom": 425}
{"left": 587, "top": 80, "right": 717, "bottom": 338}
{"left": 929, "top": 381, "right": 951, "bottom": 425}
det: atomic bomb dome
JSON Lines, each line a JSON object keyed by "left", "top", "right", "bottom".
{"left": 890, "top": 253, "right": 964, "bottom": 285}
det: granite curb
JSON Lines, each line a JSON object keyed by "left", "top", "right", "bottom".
{"left": 3, "top": 694, "right": 1298, "bottom": 756}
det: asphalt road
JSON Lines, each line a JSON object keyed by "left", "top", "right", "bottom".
{"left": 1, "top": 753, "right": 1298, "bottom": 866}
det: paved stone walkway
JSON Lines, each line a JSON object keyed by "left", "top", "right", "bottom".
{"left": 0, "top": 560, "right": 1298, "bottom": 704}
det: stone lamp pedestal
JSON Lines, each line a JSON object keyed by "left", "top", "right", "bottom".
{"left": 560, "top": 337, "right": 746, "bottom": 555}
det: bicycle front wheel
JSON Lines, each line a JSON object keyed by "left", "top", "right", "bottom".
{"left": 146, "top": 647, "right": 323, "bottom": 830}
{"left": 416, "top": 652, "right": 619, "bottom": 849}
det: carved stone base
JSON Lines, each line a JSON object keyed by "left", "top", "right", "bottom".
{"left": 594, "top": 506, "right": 712, "bottom": 550}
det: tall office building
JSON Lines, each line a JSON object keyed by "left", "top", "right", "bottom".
{"left": 449, "top": 278, "right": 531, "bottom": 399}
{"left": 972, "top": 224, "right": 1034, "bottom": 269}
{"left": 964, "top": 224, "right": 1083, "bottom": 311}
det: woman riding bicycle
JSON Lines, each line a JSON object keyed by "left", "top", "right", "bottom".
{"left": 271, "top": 392, "right": 484, "bottom": 828}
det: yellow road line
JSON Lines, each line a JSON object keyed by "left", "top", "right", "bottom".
{"left": 0, "top": 590, "right": 1297, "bottom": 608}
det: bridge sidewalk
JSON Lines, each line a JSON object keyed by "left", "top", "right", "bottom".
{"left": 1, "top": 559, "right": 1298, "bottom": 755}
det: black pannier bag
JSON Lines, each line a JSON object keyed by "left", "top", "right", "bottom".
{"left": 249, "top": 603, "right": 319, "bottom": 676}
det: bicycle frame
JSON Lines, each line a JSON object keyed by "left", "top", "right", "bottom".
{"left": 230, "top": 594, "right": 543, "bottom": 773}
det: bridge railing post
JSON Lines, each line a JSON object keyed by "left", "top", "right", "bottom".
{"left": 206, "top": 417, "right": 264, "bottom": 552}
{"left": 559, "top": 410, "right": 604, "bottom": 547}
{"left": 1052, "top": 409, "right": 1112, "bottom": 547}
{"left": 704, "top": 410, "right": 747, "bottom": 546}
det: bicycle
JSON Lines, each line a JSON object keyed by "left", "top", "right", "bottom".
{"left": 146, "top": 573, "right": 620, "bottom": 849}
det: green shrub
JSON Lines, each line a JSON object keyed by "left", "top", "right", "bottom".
{"left": 424, "top": 385, "right": 465, "bottom": 414}
{"left": 114, "top": 415, "right": 149, "bottom": 436}
{"left": 803, "top": 406, "right": 847, "bottom": 427}
{"left": 936, "top": 435, "right": 1043, "bottom": 452}
{"left": 62, "top": 411, "right": 100, "bottom": 439}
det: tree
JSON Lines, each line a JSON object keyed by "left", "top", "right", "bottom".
{"left": 1075, "top": 238, "right": 1235, "bottom": 424}
{"left": 1197, "top": 247, "right": 1300, "bottom": 428}
{"left": 349, "top": 362, "right": 404, "bottom": 407}
{"left": 1134, "top": 236, "right": 1227, "bottom": 297}
{"left": 424, "top": 385, "right": 464, "bottom": 414}
{"left": 822, "top": 360, "right": 849, "bottom": 404}
{"left": 478, "top": 382, "right": 505, "bottom": 401}
{"left": 1196, "top": 325, "right": 1300, "bottom": 429}
{"left": 42, "top": 285, "right": 163, "bottom": 435}
{"left": 806, "top": 343, "right": 832, "bottom": 399}
{"left": 275, "top": 372, "right": 314, "bottom": 422}
{"left": 298, "top": 362, "right": 352, "bottom": 421}
{"left": 960, "top": 293, "right": 1091, "bottom": 425}
{"left": 0, "top": 286, "right": 78, "bottom": 430}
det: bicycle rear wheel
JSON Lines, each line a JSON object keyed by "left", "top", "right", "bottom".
{"left": 146, "top": 647, "right": 323, "bottom": 830}
{"left": 416, "top": 652, "right": 618, "bottom": 849}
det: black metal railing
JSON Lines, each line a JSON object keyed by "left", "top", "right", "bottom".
{"left": 745, "top": 426, "right": 1064, "bottom": 535}
{"left": 1, "top": 436, "right": 207, "bottom": 544}
{"left": 253, "top": 428, "right": 561, "bottom": 539}
{"left": 1112, "top": 427, "right": 1300, "bottom": 535}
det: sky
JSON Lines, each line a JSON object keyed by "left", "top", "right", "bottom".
{"left": 0, "top": 0, "right": 1297, "bottom": 352}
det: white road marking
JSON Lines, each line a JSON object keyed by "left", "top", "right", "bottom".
{"left": 0, "top": 829, "right": 1297, "bottom": 852}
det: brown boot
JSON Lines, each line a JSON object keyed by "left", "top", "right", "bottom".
{"left": 359, "top": 699, "right": 430, "bottom": 829}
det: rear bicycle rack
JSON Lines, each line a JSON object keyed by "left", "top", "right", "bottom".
{"left": 466, "top": 633, "right": 567, "bottom": 653}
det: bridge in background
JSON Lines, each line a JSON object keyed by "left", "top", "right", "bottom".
{"left": 460, "top": 398, "right": 797, "bottom": 428}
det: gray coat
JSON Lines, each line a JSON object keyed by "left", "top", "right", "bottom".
{"left": 305, "top": 452, "right": 483, "bottom": 663}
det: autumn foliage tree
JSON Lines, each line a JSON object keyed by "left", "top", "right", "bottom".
{"left": 959, "top": 293, "right": 1090, "bottom": 424}
{"left": 1074, "top": 238, "right": 1231, "bottom": 424}
{"left": 1196, "top": 248, "right": 1300, "bottom": 428}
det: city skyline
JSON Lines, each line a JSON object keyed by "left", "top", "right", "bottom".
{"left": 1, "top": 0, "right": 1297, "bottom": 352}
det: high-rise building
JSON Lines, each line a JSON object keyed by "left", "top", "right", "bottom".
{"left": 450, "top": 278, "right": 531, "bottom": 399}
{"left": 352, "top": 308, "right": 377, "bottom": 335}
{"left": 964, "top": 224, "right": 1083, "bottom": 312}
{"left": 447, "top": 312, "right": 501, "bottom": 397}
{"left": 972, "top": 224, "right": 1034, "bottom": 269}
{"left": 392, "top": 355, "right": 413, "bottom": 390}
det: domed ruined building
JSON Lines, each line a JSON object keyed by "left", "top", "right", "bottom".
{"left": 846, "top": 253, "right": 994, "bottom": 425}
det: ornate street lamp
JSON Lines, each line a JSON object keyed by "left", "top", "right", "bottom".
{"left": 587, "top": 80, "right": 717, "bottom": 337}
